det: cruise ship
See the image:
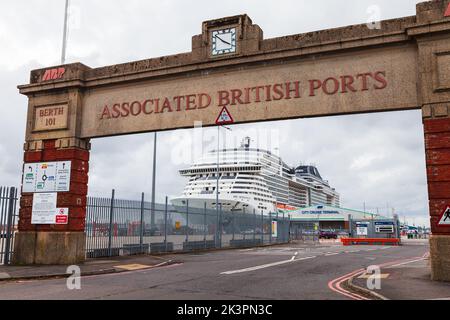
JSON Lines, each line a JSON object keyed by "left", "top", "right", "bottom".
{"left": 171, "top": 137, "right": 340, "bottom": 217}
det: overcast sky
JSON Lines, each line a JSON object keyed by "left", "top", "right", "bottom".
{"left": 0, "top": 0, "right": 430, "bottom": 226}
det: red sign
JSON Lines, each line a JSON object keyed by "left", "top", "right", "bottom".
{"left": 56, "top": 215, "right": 68, "bottom": 224}
{"left": 55, "top": 208, "right": 69, "bottom": 225}
{"left": 446, "top": 4, "right": 450, "bottom": 17}
{"left": 98, "top": 71, "right": 388, "bottom": 121}
{"left": 437, "top": 206, "right": 450, "bottom": 227}
{"left": 42, "top": 67, "right": 66, "bottom": 81}
{"left": 216, "top": 107, "right": 234, "bottom": 125}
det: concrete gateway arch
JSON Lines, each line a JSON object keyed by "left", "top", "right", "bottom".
{"left": 15, "top": 0, "right": 450, "bottom": 281}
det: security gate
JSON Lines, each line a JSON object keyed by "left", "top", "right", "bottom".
{"left": 290, "top": 221, "right": 319, "bottom": 243}
{"left": 0, "top": 187, "right": 18, "bottom": 265}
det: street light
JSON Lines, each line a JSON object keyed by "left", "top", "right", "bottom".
{"left": 61, "top": 0, "right": 70, "bottom": 64}
{"left": 151, "top": 132, "right": 157, "bottom": 231}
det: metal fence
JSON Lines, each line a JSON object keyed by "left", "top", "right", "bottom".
{"left": 0, "top": 187, "right": 18, "bottom": 265}
{"left": 85, "top": 190, "right": 290, "bottom": 258}
{"left": 290, "top": 221, "right": 320, "bottom": 243}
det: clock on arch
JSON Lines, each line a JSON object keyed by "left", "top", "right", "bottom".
{"left": 211, "top": 28, "right": 237, "bottom": 56}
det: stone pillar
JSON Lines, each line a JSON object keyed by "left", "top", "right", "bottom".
{"left": 423, "top": 114, "right": 450, "bottom": 281}
{"left": 13, "top": 139, "right": 90, "bottom": 265}
{"left": 415, "top": 0, "right": 450, "bottom": 282}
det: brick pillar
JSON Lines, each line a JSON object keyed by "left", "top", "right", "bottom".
{"left": 424, "top": 117, "right": 450, "bottom": 282}
{"left": 13, "top": 139, "right": 89, "bottom": 265}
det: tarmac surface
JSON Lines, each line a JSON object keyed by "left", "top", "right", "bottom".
{"left": 0, "top": 240, "right": 435, "bottom": 300}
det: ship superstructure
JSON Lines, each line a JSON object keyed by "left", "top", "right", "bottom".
{"left": 171, "top": 137, "right": 340, "bottom": 215}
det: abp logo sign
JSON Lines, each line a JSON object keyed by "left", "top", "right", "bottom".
{"left": 42, "top": 67, "right": 66, "bottom": 81}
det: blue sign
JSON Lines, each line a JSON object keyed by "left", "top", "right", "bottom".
{"left": 375, "top": 221, "right": 394, "bottom": 226}
{"left": 301, "top": 210, "right": 340, "bottom": 215}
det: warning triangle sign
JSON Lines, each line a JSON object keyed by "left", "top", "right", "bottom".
{"left": 446, "top": 3, "right": 450, "bottom": 17}
{"left": 437, "top": 206, "right": 450, "bottom": 227}
{"left": 216, "top": 107, "right": 234, "bottom": 125}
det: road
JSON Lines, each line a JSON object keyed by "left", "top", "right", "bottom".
{"left": 0, "top": 241, "right": 428, "bottom": 300}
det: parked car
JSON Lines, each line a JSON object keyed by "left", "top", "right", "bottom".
{"left": 319, "top": 229, "right": 338, "bottom": 239}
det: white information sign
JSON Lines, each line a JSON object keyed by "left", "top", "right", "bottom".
{"left": 31, "top": 193, "right": 57, "bottom": 224}
{"left": 23, "top": 161, "right": 71, "bottom": 193}
{"left": 356, "top": 225, "right": 369, "bottom": 236}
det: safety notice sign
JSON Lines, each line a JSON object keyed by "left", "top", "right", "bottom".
{"left": 22, "top": 161, "right": 71, "bottom": 193}
{"left": 31, "top": 193, "right": 57, "bottom": 224}
{"left": 31, "top": 193, "right": 69, "bottom": 225}
{"left": 356, "top": 222, "right": 369, "bottom": 236}
{"left": 55, "top": 208, "right": 69, "bottom": 225}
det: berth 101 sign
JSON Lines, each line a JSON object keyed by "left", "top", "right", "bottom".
{"left": 22, "top": 161, "right": 71, "bottom": 193}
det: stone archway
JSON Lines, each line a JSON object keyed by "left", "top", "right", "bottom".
{"left": 14, "top": 0, "right": 450, "bottom": 281}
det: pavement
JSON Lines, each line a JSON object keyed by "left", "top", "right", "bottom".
{"left": 349, "top": 240, "right": 450, "bottom": 300}
{"left": 0, "top": 240, "right": 440, "bottom": 300}
{"left": 0, "top": 254, "right": 174, "bottom": 281}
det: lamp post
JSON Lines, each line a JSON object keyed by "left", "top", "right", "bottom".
{"left": 151, "top": 132, "right": 157, "bottom": 231}
{"left": 61, "top": 0, "right": 70, "bottom": 64}
{"left": 215, "top": 125, "right": 232, "bottom": 246}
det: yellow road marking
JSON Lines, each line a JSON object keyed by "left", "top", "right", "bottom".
{"left": 113, "top": 264, "right": 151, "bottom": 271}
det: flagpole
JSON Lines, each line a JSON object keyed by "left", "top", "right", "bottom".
{"left": 61, "top": 0, "right": 70, "bottom": 64}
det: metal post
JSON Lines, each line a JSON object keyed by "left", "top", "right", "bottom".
{"left": 261, "top": 210, "right": 264, "bottom": 244}
{"left": 4, "top": 187, "right": 16, "bottom": 265}
{"left": 243, "top": 207, "right": 246, "bottom": 240}
{"left": 216, "top": 125, "right": 220, "bottom": 248}
{"left": 269, "top": 212, "right": 272, "bottom": 244}
{"left": 108, "top": 189, "right": 115, "bottom": 257}
{"left": 185, "top": 199, "right": 189, "bottom": 244}
{"left": 61, "top": 0, "right": 70, "bottom": 64}
{"left": 276, "top": 211, "right": 279, "bottom": 243}
{"left": 232, "top": 212, "right": 235, "bottom": 241}
{"left": 139, "top": 192, "right": 145, "bottom": 254}
{"left": 219, "top": 204, "right": 223, "bottom": 248}
{"left": 348, "top": 214, "right": 353, "bottom": 238}
{"left": 151, "top": 132, "right": 157, "bottom": 232}
{"left": 253, "top": 209, "right": 256, "bottom": 242}
{"left": 204, "top": 202, "right": 207, "bottom": 248}
{"left": 164, "top": 196, "right": 168, "bottom": 252}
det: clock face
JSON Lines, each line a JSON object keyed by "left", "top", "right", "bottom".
{"left": 211, "top": 28, "right": 237, "bottom": 56}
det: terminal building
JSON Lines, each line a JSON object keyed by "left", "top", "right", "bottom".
{"left": 289, "top": 204, "right": 390, "bottom": 231}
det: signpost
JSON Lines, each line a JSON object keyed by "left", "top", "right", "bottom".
{"left": 31, "top": 193, "right": 69, "bottom": 225}
{"left": 356, "top": 222, "right": 369, "bottom": 236}
{"left": 215, "top": 107, "right": 234, "bottom": 125}
{"left": 22, "top": 161, "right": 71, "bottom": 193}
{"left": 375, "top": 221, "right": 395, "bottom": 233}
{"left": 26, "top": 161, "right": 72, "bottom": 225}
{"left": 55, "top": 208, "right": 69, "bottom": 225}
{"left": 31, "top": 193, "right": 57, "bottom": 224}
{"left": 272, "top": 220, "right": 278, "bottom": 238}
